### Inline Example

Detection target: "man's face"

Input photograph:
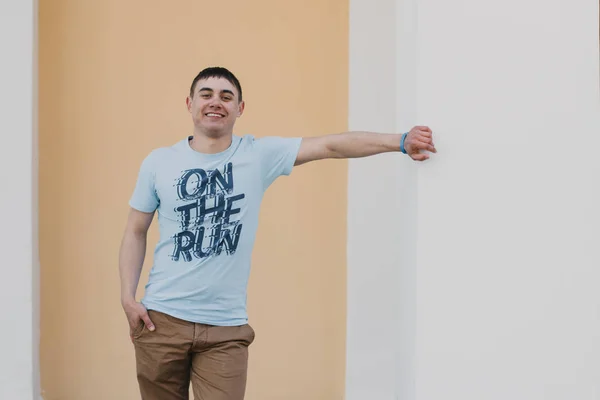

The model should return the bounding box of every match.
[186,77,244,138]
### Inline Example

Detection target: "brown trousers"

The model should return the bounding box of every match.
[132,310,255,400]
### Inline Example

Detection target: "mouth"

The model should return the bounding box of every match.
[205,112,225,118]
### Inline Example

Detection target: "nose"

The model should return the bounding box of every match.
[208,97,223,108]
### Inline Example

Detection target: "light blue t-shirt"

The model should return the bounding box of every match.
[129,134,302,326]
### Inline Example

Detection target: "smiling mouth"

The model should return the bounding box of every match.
[205,113,225,118]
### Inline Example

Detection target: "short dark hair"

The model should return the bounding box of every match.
[189,67,243,102]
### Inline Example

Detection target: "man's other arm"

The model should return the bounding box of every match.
[119,208,156,337]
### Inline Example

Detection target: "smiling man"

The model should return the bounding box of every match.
[119,66,436,400]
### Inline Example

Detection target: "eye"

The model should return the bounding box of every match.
[222,96,232,101]
[201,94,211,99]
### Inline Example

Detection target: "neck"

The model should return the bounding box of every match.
[189,130,232,154]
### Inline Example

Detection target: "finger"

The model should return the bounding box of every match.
[411,140,436,153]
[425,142,437,153]
[415,130,432,138]
[408,135,432,145]
[141,312,155,331]
[411,153,429,161]
[413,136,433,145]
[416,126,432,133]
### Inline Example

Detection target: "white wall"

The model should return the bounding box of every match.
[347,0,419,398]
[347,0,600,399]
[0,0,40,399]
[414,0,600,399]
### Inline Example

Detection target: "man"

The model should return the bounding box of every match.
[119,66,436,400]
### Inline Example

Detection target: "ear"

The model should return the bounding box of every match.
[186,96,192,113]
[237,101,245,118]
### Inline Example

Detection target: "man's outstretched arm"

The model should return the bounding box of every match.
[294,126,436,166]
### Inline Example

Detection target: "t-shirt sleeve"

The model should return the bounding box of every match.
[129,152,160,213]
[255,136,303,189]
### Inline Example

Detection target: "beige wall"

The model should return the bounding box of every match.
[39,1,348,399]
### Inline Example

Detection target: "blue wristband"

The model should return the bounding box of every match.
[400,132,408,154]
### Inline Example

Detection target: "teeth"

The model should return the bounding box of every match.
[206,113,223,117]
